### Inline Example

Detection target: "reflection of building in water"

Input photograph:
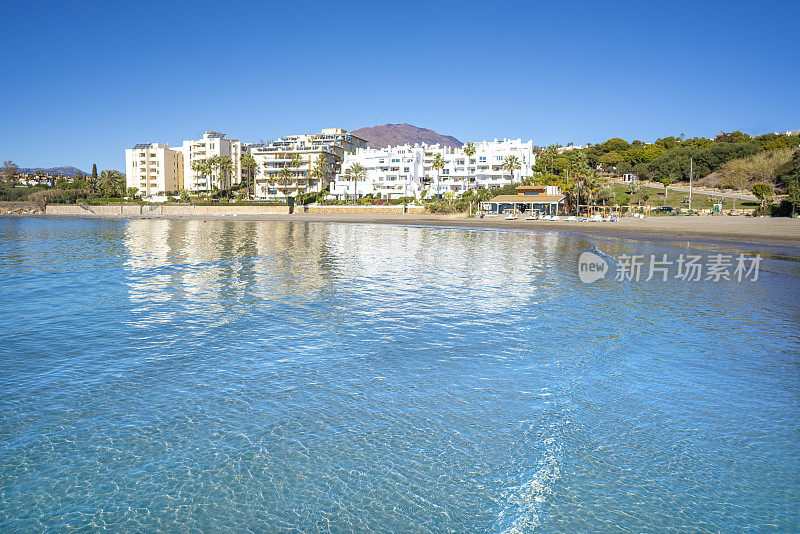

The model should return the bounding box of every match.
[123,220,336,323]
[251,221,334,297]
[321,224,572,314]
[123,219,184,329]
[122,220,580,325]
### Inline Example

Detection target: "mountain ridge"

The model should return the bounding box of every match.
[350,123,462,149]
[18,166,88,177]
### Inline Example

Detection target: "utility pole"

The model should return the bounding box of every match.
[688,157,693,214]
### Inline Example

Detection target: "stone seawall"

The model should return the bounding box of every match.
[45,204,291,216]
[301,205,428,215]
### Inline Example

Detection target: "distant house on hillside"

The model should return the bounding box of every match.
[621,173,638,183]
[557,144,589,154]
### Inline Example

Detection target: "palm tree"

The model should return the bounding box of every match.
[287,153,304,195]
[432,153,445,198]
[278,167,293,198]
[463,142,476,188]
[345,162,366,204]
[309,154,327,199]
[241,154,257,200]
[191,159,211,198]
[206,155,222,197]
[217,156,232,197]
[502,155,521,183]
[570,152,588,216]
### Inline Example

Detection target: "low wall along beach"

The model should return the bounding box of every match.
[45,204,292,216]
[44,203,427,217]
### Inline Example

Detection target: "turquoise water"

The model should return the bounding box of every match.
[1,217,798,532]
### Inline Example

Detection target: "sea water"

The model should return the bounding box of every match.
[1,217,798,532]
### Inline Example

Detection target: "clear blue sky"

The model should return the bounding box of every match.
[2,0,798,172]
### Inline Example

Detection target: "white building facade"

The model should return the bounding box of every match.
[125,143,184,197]
[181,132,245,193]
[252,128,367,200]
[329,144,425,200]
[331,138,535,200]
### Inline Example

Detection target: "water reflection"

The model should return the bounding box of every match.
[2,217,800,532]
[121,221,590,323]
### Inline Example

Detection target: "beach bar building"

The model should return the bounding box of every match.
[480,185,565,216]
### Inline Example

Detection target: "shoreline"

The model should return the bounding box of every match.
[7,211,799,249]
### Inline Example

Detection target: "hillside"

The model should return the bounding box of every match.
[18,166,88,177]
[351,123,462,148]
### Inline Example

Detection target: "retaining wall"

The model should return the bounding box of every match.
[302,205,428,215]
[45,204,291,216]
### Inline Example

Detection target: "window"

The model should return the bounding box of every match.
[479,156,486,163]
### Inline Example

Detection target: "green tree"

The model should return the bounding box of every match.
[432,153,445,197]
[786,177,800,217]
[599,151,622,170]
[91,164,98,182]
[662,177,672,206]
[100,169,124,197]
[502,155,521,183]
[463,142,476,187]
[217,156,232,196]
[205,156,221,194]
[715,131,751,144]
[288,153,304,194]
[345,162,366,203]
[656,136,680,150]
[570,152,588,215]
[622,144,666,165]
[191,159,211,197]
[778,151,800,216]
[278,166,293,198]
[240,154,257,200]
[751,183,773,208]
[599,137,630,154]
[2,160,19,184]
[126,186,139,199]
[552,157,569,175]
[309,154,327,191]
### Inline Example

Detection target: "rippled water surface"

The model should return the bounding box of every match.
[1,217,799,532]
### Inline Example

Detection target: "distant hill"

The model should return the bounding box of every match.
[351,123,463,149]
[18,166,88,177]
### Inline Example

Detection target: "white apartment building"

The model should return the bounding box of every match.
[252,128,367,200]
[125,143,184,197]
[329,144,426,200]
[331,138,535,200]
[181,132,245,193]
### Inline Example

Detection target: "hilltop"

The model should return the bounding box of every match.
[18,166,88,177]
[351,124,462,149]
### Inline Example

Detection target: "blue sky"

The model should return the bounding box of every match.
[2,0,798,172]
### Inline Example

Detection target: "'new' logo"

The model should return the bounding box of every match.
[578,251,609,283]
